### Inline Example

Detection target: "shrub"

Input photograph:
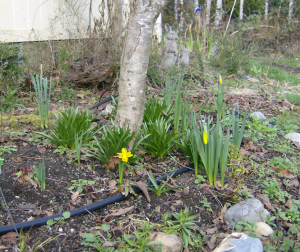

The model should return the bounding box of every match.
[0,43,24,91]
[210,34,251,74]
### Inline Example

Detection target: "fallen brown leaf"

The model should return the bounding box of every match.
[11,157,23,163]
[285,199,295,209]
[256,194,273,210]
[71,191,80,202]
[269,167,296,179]
[136,149,146,155]
[136,181,151,202]
[37,145,46,154]
[20,175,38,189]
[108,156,119,170]
[108,206,134,217]
[206,226,218,235]
[76,93,85,99]
[1,232,18,245]
[207,233,217,250]
[108,180,117,190]
[287,179,300,187]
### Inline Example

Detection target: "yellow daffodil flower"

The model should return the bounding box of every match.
[219,75,222,85]
[117,148,133,163]
[203,125,208,145]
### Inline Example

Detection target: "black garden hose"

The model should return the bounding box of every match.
[0,166,192,235]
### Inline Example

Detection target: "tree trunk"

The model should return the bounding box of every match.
[175,0,178,21]
[206,0,212,26]
[107,0,124,42]
[115,0,168,132]
[215,0,222,27]
[154,13,163,43]
[194,0,199,10]
[239,0,244,20]
[179,0,184,27]
[288,0,293,25]
[265,0,268,20]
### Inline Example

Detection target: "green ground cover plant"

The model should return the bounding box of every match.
[141,117,182,159]
[90,123,146,166]
[147,170,184,196]
[38,107,100,149]
[162,208,199,249]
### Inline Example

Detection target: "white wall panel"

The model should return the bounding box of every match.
[0,0,130,42]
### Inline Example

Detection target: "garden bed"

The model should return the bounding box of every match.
[0,81,300,251]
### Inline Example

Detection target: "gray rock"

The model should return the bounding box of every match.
[241,75,248,80]
[254,222,274,237]
[213,233,263,252]
[224,198,270,228]
[250,111,266,120]
[284,132,300,144]
[149,232,183,252]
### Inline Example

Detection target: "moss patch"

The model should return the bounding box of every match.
[0,112,56,131]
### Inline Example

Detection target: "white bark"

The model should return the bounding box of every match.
[239,0,244,20]
[215,0,222,27]
[278,0,282,17]
[115,0,167,132]
[175,0,178,21]
[194,0,199,9]
[224,0,237,36]
[289,0,294,25]
[265,0,268,20]
[154,13,162,43]
[179,0,184,27]
[206,0,212,26]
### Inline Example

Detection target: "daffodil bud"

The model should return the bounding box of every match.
[203,125,208,145]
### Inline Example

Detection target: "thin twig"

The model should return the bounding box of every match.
[207,188,223,208]
[0,188,19,236]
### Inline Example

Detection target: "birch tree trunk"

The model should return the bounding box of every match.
[107,0,124,42]
[175,0,178,21]
[215,0,222,27]
[206,0,212,26]
[239,0,244,20]
[154,13,162,43]
[194,0,199,10]
[115,0,168,132]
[288,0,294,25]
[265,0,269,20]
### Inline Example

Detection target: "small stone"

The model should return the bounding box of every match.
[70,228,75,233]
[284,133,300,144]
[241,75,248,80]
[58,228,63,232]
[250,112,266,120]
[150,232,183,252]
[224,198,269,228]
[254,222,273,237]
[147,204,151,208]
[15,196,20,199]
[213,233,263,252]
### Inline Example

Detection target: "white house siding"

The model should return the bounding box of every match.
[0,0,130,43]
